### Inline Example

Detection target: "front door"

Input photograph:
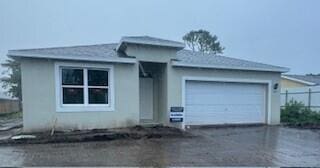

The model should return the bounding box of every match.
[140,77,154,120]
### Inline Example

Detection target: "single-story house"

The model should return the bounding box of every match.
[8,36,289,132]
[281,74,320,88]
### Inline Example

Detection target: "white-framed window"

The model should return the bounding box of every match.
[55,62,114,112]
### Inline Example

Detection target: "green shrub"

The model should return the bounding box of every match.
[281,100,320,126]
[0,111,22,120]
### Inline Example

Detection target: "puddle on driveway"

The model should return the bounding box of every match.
[0,126,319,167]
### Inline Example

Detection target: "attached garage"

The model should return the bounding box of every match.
[11,35,288,132]
[184,79,269,126]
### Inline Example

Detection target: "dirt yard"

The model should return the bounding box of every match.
[0,125,319,167]
[0,112,22,141]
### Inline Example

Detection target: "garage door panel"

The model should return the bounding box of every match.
[186,95,264,105]
[187,82,265,93]
[185,81,266,125]
[186,113,263,125]
[186,105,263,119]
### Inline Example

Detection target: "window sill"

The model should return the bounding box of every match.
[56,105,114,113]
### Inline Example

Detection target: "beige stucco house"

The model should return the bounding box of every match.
[281,75,320,88]
[8,36,289,132]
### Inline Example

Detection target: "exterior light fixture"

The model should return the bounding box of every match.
[273,83,279,90]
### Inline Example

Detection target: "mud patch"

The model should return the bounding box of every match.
[0,125,193,145]
[282,123,320,129]
[283,124,320,130]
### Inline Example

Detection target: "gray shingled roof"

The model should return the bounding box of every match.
[283,75,320,85]
[8,37,289,72]
[117,36,185,50]
[174,50,288,72]
[8,43,136,63]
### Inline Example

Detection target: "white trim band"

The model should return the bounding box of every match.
[8,51,136,64]
[172,61,289,73]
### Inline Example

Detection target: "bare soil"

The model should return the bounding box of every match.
[282,123,320,129]
[0,125,193,145]
[0,112,22,141]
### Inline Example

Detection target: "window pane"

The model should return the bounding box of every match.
[89,88,108,104]
[88,70,108,86]
[63,88,84,104]
[62,69,83,85]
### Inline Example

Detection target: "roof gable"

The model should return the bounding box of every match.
[116,36,185,51]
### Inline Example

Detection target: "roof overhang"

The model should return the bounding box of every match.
[172,61,290,73]
[7,51,136,64]
[116,37,185,51]
[281,75,316,85]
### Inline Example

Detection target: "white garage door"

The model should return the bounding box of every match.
[185,81,267,125]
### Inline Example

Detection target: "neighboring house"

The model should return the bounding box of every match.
[0,92,19,114]
[281,75,320,88]
[8,36,289,132]
[281,75,320,110]
[281,86,320,111]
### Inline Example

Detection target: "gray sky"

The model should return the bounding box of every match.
[0,0,319,74]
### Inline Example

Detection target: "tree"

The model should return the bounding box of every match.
[1,59,22,109]
[183,29,225,54]
[306,73,320,76]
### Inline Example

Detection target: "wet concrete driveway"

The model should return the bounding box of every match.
[0,126,320,166]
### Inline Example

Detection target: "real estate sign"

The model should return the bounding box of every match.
[170,107,184,122]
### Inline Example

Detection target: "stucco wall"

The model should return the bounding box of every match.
[21,58,139,132]
[125,45,176,124]
[166,65,282,127]
[158,64,168,125]
[125,44,177,63]
[281,78,307,88]
[19,48,283,131]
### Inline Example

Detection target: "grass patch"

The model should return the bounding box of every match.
[281,100,320,127]
[0,111,22,120]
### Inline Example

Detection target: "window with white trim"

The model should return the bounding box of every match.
[55,63,114,112]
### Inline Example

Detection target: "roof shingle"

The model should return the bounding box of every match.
[174,50,289,72]
[8,36,289,73]
[8,43,136,63]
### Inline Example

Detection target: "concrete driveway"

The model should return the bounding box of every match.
[0,126,319,166]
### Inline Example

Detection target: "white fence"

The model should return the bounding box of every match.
[281,86,320,111]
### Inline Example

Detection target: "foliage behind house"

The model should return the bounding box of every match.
[281,100,320,126]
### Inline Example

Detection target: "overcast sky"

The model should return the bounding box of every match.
[0,0,319,74]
